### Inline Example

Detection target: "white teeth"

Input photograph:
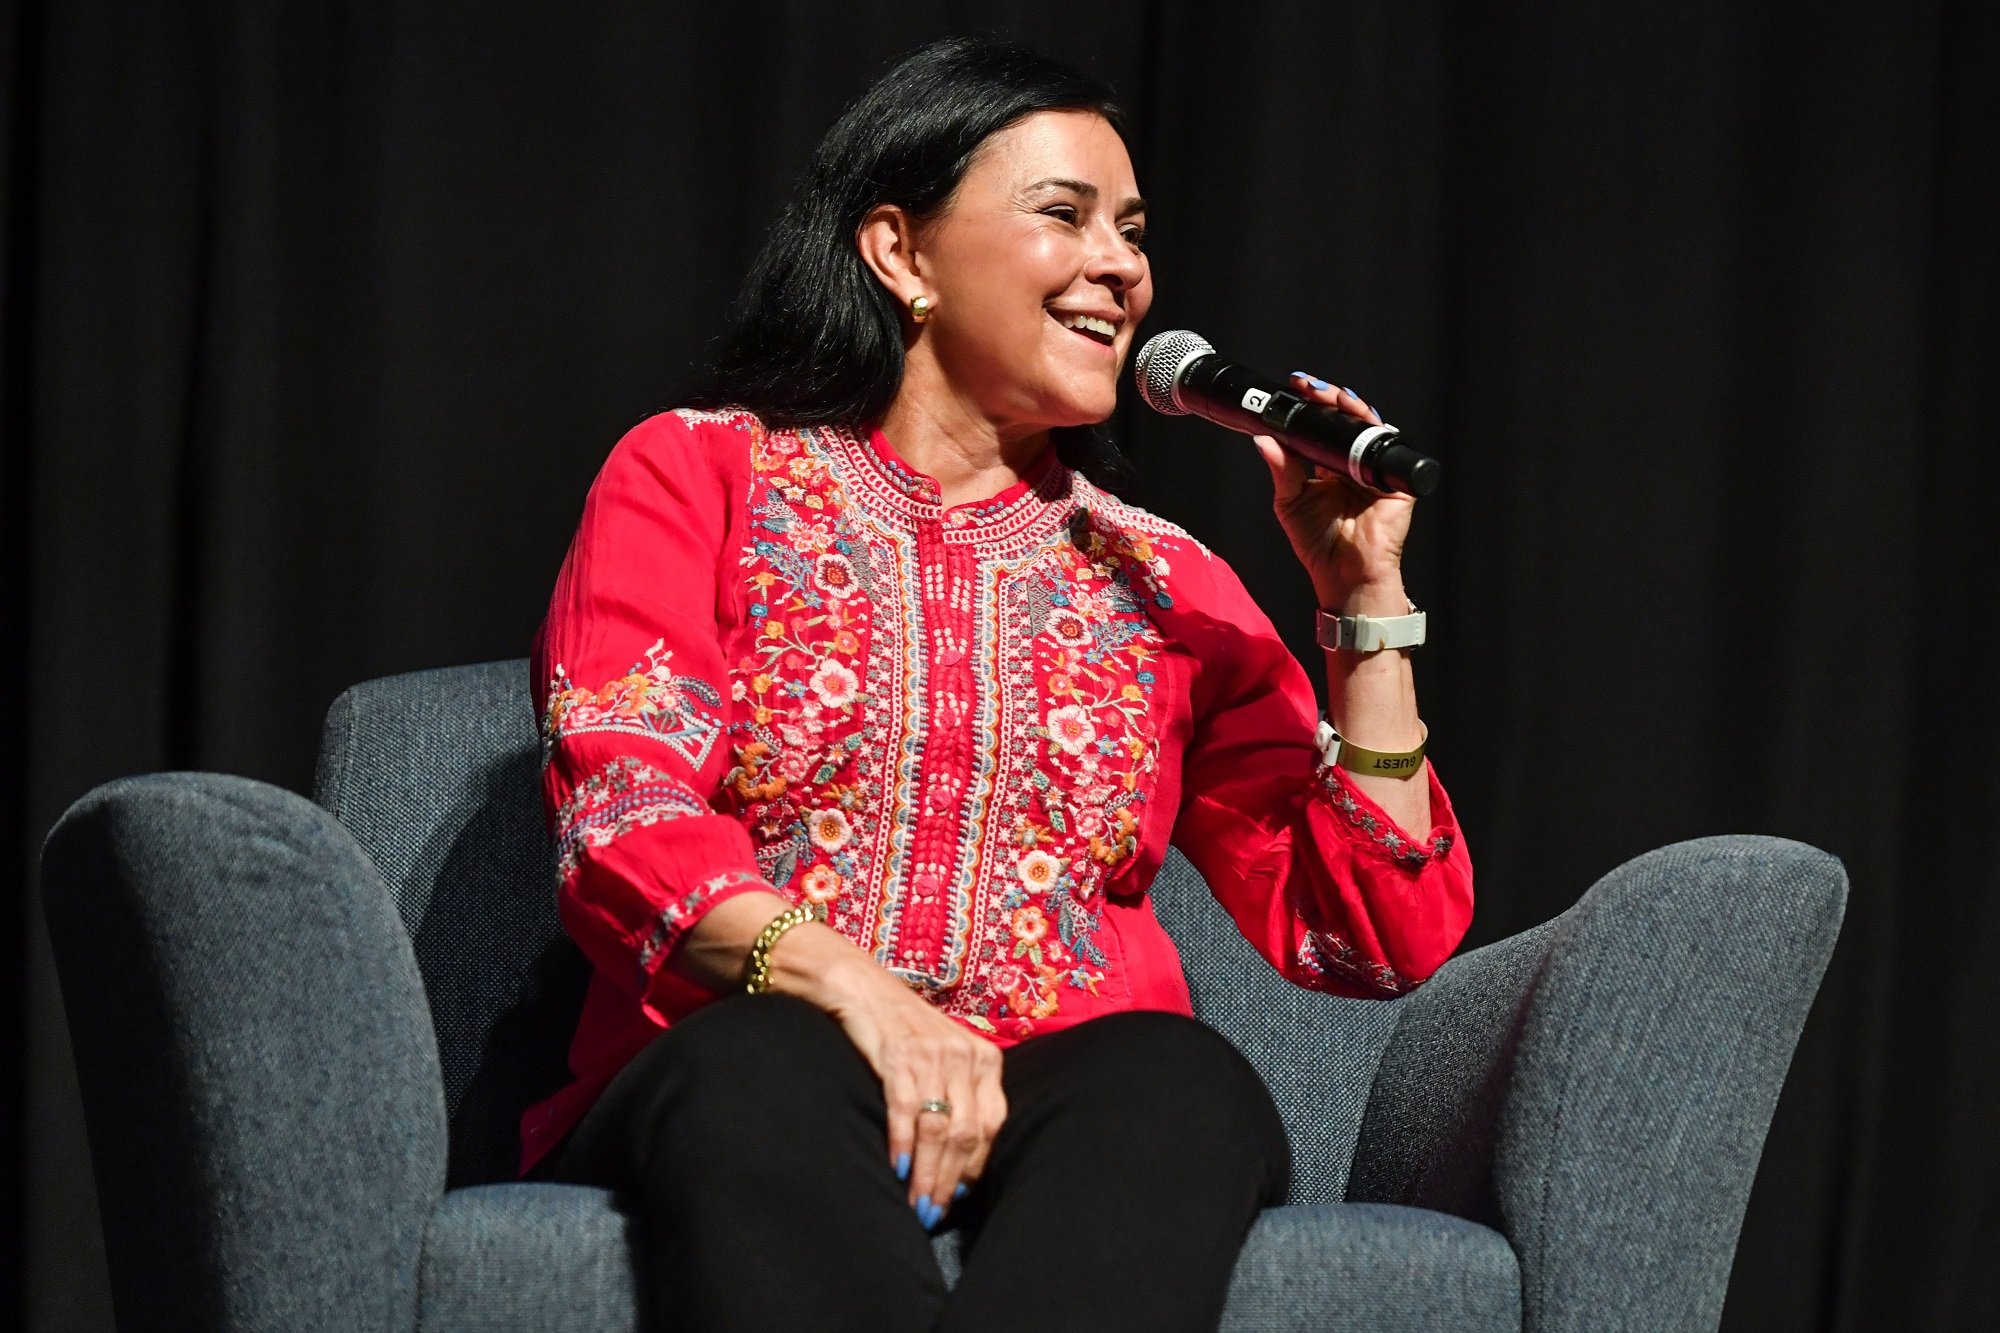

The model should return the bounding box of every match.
[1057,313,1117,339]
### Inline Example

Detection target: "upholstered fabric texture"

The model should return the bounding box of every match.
[1348,836,1846,1332]
[315,659,583,1187]
[418,1185,645,1331]
[41,774,448,1331]
[415,1187,1521,1333]
[1150,854,1402,1203]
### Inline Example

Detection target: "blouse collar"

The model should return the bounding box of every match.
[862,424,1062,509]
[816,423,1077,553]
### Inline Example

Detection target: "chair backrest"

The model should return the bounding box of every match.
[315,661,1398,1198]
[315,660,580,1187]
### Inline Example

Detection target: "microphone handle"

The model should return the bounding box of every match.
[1182,354,1441,497]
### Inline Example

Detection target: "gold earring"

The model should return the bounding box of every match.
[910,295,933,324]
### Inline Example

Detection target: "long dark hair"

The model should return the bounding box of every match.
[682,36,1139,496]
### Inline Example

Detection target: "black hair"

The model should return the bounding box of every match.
[682,36,1139,496]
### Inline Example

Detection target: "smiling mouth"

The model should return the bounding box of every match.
[1051,312,1119,347]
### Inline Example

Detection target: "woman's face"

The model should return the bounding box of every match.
[910,109,1152,435]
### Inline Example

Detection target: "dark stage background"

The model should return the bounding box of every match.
[4,2,1995,1328]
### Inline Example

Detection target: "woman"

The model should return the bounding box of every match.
[526,36,1472,1333]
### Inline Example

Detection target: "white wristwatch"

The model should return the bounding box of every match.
[1315,601,1426,653]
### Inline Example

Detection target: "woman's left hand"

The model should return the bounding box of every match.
[1252,374,1414,610]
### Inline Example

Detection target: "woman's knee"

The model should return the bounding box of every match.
[623,993,878,1121]
[1067,1011,1288,1144]
[668,991,843,1062]
[1073,1010,1260,1082]
[544,994,870,1187]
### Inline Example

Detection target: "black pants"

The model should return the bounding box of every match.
[539,992,1292,1332]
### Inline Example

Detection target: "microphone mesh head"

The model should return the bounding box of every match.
[1133,329,1213,416]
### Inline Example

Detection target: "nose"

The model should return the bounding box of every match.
[1084,219,1146,292]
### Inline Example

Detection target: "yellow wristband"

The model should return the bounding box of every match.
[1315,718,1429,779]
[743,901,824,995]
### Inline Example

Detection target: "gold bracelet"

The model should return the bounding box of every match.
[743,901,824,995]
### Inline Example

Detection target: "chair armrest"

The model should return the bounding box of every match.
[40,773,448,1332]
[1346,834,1846,1332]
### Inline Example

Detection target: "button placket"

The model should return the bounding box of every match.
[903,516,977,974]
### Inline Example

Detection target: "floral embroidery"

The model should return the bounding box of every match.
[1045,703,1096,755]
[806,807,853,852]
[969,499,1181,1035]
[717,422,883,932]
[1048,608,1093,647]
[978,900,1100,1027]
[1017,849,1061,891]
[814,553,861,598]
[553,756,711,886]
[800,863,843,908]
[1319,766,1454,868]
[809,659,860,707]
[1296,928,1417,996]
[1072,497,1182,612]
[543,639,725,771]
[702,419,1178,1033]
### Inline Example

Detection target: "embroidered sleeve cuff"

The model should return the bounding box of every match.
[1294,927,1420,997]
[549,754,779,997]
[1313,762,1458,870]
[632,868,777,980]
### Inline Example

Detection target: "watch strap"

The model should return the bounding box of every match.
[1316,602,1426,653]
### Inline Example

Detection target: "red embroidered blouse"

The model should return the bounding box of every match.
[521,407,1474,1175]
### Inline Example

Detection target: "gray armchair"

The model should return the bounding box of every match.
[40,660,1845,1331]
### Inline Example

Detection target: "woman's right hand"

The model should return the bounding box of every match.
[817,956,1009,1228]
[666,891,1008,1229]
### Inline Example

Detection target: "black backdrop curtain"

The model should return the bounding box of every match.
[4,1,1994,1327]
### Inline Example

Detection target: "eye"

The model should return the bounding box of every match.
[1121,224,1148,250]
[1042,204,1081,226]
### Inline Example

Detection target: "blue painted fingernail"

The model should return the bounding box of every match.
[917,1198,940,1228]
[895,1153,910,1181]
[1290,371,1332,391]
[954,1183,968,1200]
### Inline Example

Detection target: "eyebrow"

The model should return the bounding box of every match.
[1025,177,1148,217]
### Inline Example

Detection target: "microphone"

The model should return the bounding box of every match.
[1132,330,1441,497]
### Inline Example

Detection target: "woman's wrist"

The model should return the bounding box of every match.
[1318,577,1425,754]
[1314,576,1409,618]
[765,921,881,1010]
[668,888,887,1012]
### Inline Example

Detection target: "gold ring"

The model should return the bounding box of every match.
[918,1098,952,1116]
